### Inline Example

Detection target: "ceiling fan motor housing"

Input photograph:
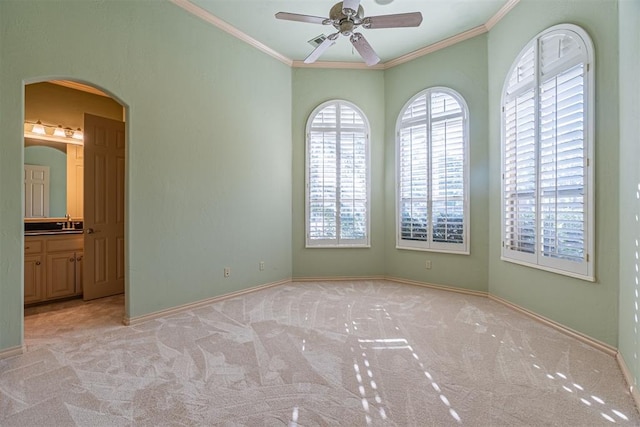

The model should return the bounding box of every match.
[330,2,365,36]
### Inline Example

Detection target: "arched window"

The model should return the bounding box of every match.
[501,24,594,280]
[396,88,469,253]
[306,100,370,247]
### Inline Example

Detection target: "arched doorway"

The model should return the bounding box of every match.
[22,79,128,347]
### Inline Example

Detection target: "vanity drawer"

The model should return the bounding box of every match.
[46,236,83,252]
[24,239,43,254]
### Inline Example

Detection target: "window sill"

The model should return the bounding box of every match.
[306,244,371,249]
[500,256,595,282]
[396,245,469,255]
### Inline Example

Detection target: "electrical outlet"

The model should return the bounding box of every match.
[425,260,432,269]
[259,261,265,271]
[224,267,230,277]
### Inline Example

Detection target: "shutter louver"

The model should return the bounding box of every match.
[507,45,535,93]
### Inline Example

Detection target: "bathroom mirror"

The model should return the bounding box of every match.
[24,138,74,219]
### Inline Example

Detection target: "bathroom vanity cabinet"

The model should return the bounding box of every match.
[24,233,83,304]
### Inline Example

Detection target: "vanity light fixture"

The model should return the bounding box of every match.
[24,120,84,144]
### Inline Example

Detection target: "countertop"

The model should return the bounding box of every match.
[25,230,84,236]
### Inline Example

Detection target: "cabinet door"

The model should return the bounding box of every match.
[75,252,83,294]
[46,251,77,299]
[24,255,44,304]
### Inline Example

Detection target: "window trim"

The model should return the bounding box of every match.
[395,87,470,254]
[305,99,371,248]
[500,23,595,281]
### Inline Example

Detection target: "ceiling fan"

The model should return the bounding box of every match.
[275,0,423,66]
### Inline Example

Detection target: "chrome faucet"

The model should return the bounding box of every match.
[65,214,72,229]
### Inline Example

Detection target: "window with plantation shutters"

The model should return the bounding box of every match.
[501,24,594,280]
[306,100,370,247]
[396,88,469,253]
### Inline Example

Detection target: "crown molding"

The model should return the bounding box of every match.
[382,24,488,69]
[168,0,293,67]
[485,0,520,30]
[169,0,520,71]
[292,60,385,70]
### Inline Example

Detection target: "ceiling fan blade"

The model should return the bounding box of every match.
[363,12,423,29]
[350,33,381,66]
[342,0,361,16]
[275,12,329,25]
[304,34,338,64]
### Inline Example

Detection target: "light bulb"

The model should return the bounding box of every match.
[53,125,66,137]
[32,121,45,135]
[72,128,83,140]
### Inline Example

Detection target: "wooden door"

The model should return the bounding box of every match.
[24,164,50,217]
[83,114,125,300]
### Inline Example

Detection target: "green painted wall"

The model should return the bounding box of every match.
[618,0,640,393]
[488,0,620,345]
[24,146,67,218]
[291,68,386,278]
[0,0,292,351]
[384,35,490,292]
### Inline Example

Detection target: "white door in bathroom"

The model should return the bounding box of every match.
[83,113,125,300]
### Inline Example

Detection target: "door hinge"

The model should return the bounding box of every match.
[586,158,590,167]
[586,254,590,262]
[587,63,590,72]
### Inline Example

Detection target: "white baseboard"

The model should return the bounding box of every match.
[292,275,386,282]
[386,276,488,298]
[616,352,640,412]
[0,345,25,360]
[124,278,292,326]
[489,294,617,357]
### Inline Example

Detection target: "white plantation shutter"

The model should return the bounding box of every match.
[306,101,370,247]
[397,88,469,253]
[501,24,594,280]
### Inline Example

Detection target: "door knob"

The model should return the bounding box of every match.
[85,228,100,234]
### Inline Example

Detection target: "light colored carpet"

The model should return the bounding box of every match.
[1,280,638,426]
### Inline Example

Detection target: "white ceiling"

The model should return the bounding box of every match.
[181,0,514,66]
